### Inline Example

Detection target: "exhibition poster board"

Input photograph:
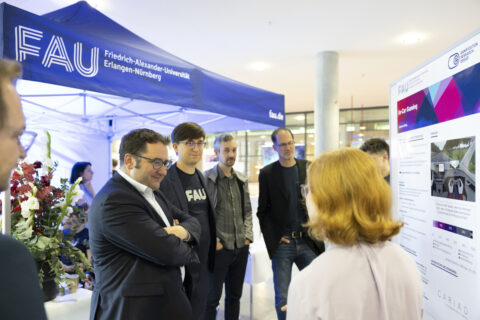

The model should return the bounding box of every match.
[390,30,479,320]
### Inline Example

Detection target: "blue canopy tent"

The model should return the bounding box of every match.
[0,1,284,191]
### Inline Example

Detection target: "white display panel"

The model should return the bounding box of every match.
[390,30,480,320]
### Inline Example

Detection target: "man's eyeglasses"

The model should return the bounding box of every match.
[134,154,172,169]
[178,141,206,149]
[277,140,294,148]
[20,131,37,152]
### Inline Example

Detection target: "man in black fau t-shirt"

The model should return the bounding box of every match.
[160,122,216,320]
[176,168,210,262]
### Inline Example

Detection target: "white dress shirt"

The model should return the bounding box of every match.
[117,169,171,227]
[117,170,186,279]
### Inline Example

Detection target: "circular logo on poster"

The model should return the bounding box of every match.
[448,53,460,69]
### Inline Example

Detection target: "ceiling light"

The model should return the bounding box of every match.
[398,32,426,45]
[295,115,305,121]
[248,61,271,71]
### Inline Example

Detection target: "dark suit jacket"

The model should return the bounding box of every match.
[89,172,201,320]
[0,234,47,320]
[257,159,325,259]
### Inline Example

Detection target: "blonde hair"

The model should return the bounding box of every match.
[306,148,402,245]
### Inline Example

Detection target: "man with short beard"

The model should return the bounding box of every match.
[204,134,253,320]
[0,59,47,319]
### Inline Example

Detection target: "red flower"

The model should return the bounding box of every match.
[41,176,50,187]
[11,171,22,181]
[37,186,54,200]
[20,163,36,182]
[16,184,32,197]
[11,205,21,213]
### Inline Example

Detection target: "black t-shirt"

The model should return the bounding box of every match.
[281,165,307,232]
[176,167,211,258]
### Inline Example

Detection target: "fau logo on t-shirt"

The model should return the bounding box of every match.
[185,188,207,202]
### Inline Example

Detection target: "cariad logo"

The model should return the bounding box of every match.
[269,110,284,120]
[448,53,459,69]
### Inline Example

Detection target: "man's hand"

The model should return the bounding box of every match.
[280,237,290,244]
[164,225,189,241]
[245,239,251,245]
[216,241,223,251]
[281,305,287,312]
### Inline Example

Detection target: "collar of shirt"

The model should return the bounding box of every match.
[217,165,236,180]
[117,169,154,199]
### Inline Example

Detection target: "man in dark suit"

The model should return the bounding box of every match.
[0,59,47,320]
[257,128,324,320]
[160,122,216,320]
[89,128,201,320]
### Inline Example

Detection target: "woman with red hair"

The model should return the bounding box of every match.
[287,148,422,320]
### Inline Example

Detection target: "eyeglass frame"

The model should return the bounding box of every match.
[177,141,206,149]
[133,154,172,169]
[300,184,310,201]
[276,140,295,148]
[19,130,37,152]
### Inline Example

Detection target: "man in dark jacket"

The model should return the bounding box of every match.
[89,129,201,320]
[0,59,47,320]
[257,128,324,320]
[160,122,216,320]
[204,134,253,320]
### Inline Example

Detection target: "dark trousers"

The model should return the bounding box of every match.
[271,237,316,320]
[185,262,212,320]
[205,245,250,320]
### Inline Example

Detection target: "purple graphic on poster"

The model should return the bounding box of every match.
[397,62,480,133]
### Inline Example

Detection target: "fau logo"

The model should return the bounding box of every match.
[15,25,99,77]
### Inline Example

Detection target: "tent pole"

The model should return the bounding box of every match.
[83,91,87,119]
[1,190,11,235]
[244,131,248,178]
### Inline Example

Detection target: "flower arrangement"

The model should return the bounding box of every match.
[9,132,92,295]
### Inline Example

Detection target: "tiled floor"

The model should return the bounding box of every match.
[216,280,277,320]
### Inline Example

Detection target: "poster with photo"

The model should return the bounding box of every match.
[390,30,480,320]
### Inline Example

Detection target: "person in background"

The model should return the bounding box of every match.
[204,134,253,320]
[360,138,390,183]
[286,148,422,320]
[257,128,323,320]
[0,59,47,319]
[70,161,96,208]
[111,158,118,176]
[160,122,216,320]
[61,212,94,289]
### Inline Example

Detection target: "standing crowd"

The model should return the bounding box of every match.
[0,58,422,320]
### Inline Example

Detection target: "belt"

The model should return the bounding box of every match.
[284,231,304,239]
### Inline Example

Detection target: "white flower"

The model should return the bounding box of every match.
[66,206,73,215]
[28,182,38,195]
[55,200,66,208]
[71,184,84,203]
[40,158,53,176]
[20,195,39,218]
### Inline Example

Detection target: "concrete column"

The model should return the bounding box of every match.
[314,51,339,157]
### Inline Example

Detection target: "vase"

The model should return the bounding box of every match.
[38,262,59,302]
